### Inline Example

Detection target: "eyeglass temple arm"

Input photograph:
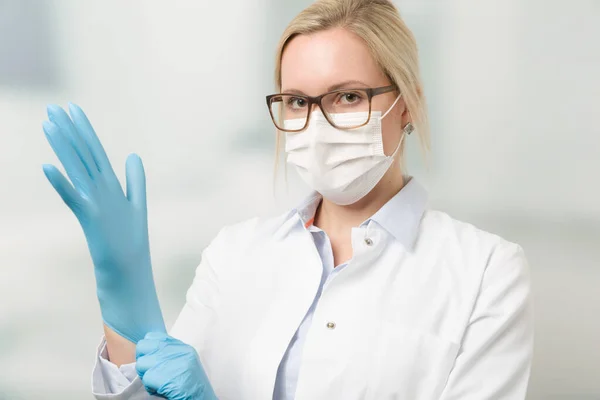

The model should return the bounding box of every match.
[370,85,398,97]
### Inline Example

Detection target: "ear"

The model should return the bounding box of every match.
[401,105,412,128]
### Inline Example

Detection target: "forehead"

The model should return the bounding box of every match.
[280,27,388,95]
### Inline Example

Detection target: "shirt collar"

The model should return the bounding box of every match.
[295,191,322,229]
[367,177,428,250]
[293,176,428,250]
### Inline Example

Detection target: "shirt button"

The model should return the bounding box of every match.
[364,238,374,246]
[326,322,336,330]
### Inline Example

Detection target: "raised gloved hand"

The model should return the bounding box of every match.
[136,332,218,400]
[42,103,165,343]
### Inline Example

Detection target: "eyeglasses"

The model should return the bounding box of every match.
[266,85,397,132]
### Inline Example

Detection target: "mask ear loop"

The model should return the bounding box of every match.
[389,131,406,159]
[380,93,403,120]
[381,95,412,159]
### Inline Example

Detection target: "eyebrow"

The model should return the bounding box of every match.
[282,80,370,95]
[327,80,370,92]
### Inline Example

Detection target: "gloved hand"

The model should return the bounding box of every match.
[42,103,165,343]
[136,332,218,400]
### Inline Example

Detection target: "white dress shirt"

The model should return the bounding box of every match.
[92,177,533,399]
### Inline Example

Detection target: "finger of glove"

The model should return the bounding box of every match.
[47,104,98,180]
[42,164,86,214]
[140,364,173,397]
[68,103,120,184]
[146,358,206,399]
[136,336,164,359]
[126,153,147,211]
[43,120,93,195]
[136,352,160,378]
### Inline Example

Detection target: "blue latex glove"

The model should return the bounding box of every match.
[136,332,218,399]
[42,103,165,343]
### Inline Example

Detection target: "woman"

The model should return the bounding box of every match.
[42,0,533,399]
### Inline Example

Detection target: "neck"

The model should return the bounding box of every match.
[314,169,405,237]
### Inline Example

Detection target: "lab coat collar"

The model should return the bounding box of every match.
[291,176,428,251]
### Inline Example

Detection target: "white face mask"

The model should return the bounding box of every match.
[284,95,405,205]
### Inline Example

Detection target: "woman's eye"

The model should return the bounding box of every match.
[287,97,307,109]
[338,92,362,104]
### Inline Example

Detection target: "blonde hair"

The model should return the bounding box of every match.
[273,0,430,167]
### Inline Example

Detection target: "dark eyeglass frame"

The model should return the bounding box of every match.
[266,84,398,132]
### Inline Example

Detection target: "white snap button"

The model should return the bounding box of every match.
[364,238,373,246]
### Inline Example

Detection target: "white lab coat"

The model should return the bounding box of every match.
[92,206,533,399]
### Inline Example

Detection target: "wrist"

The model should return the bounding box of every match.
[97,282,166,343]
[103,324,136,366]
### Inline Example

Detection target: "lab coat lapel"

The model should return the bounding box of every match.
[241,214,323,399]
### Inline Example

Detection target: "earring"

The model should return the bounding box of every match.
[403,122,414,135]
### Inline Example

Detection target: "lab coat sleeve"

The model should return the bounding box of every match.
[439,243,534,399]
[91,338,160,399]
[90,225,230,399]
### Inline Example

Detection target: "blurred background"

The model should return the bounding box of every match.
[0,0,598,398]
